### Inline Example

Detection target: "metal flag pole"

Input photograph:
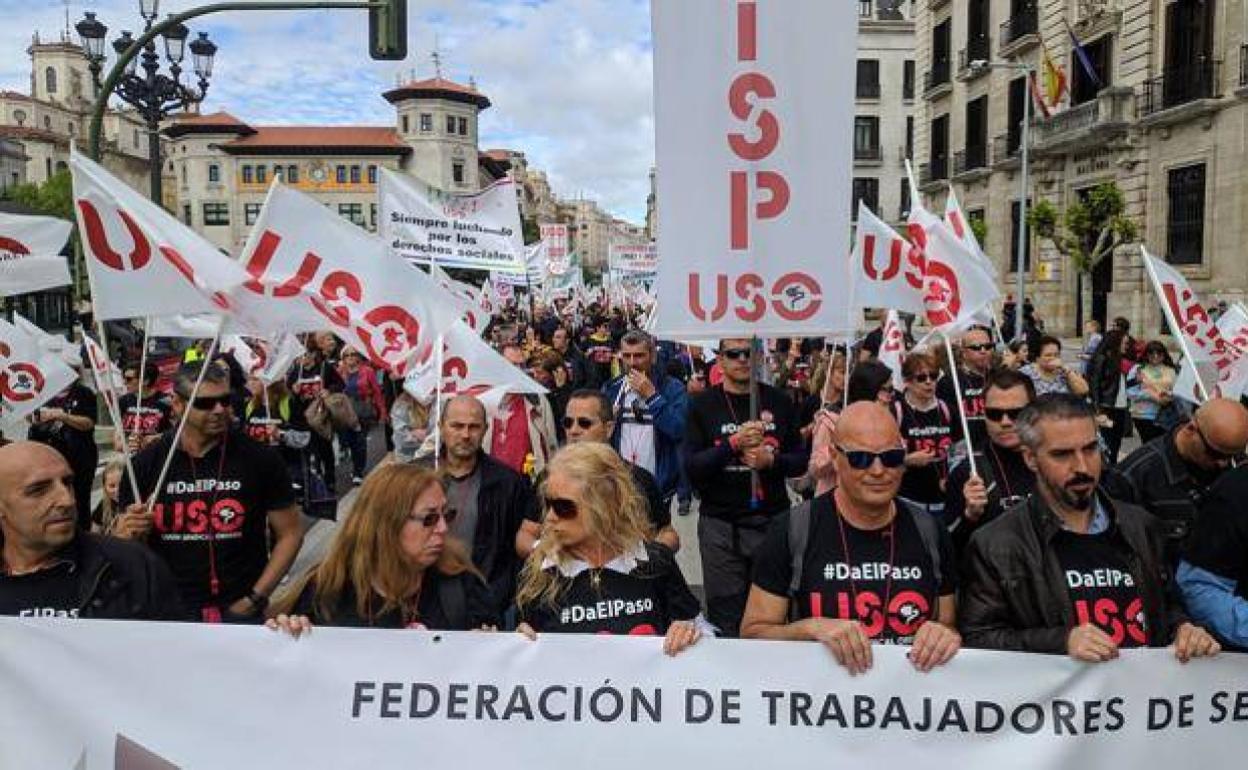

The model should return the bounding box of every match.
[942,331,978,479]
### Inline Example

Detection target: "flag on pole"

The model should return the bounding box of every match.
[403,320,547,401]
[850,201,925,315]
[1040,37,1068,110]
[1029,72,1052,120]
[878,309,906,390]
[1065,18,1102,91]
[944,185,998,278]
[0,317,77,423]
[0,212,73,297]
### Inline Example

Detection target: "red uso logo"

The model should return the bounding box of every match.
[688,272,822,323]
[0,236,31,257]
[923,260,962,328]
[0,341,47,404]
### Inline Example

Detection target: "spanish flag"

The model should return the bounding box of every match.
[1040,37,1068,110]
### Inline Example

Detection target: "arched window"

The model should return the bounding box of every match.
[45,67,57,94]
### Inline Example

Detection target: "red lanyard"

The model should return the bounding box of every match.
[834,492,897,625]
[187,435,230,599]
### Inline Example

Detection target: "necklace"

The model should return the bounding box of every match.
[833,491,897,628]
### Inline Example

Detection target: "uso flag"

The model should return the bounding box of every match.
[0,316,77,423]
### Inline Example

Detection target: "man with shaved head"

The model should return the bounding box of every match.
[741,402,962,675]
[0,442,184,620]
[1103,397,1248,568]
[433,394,536,617]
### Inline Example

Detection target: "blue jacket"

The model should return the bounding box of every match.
[603,368,687,498]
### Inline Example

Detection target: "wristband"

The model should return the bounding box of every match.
[247,591,270,612]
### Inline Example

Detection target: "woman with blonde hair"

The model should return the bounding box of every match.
[267,463,497,634]
[92,457,126,533]
[516,443,709,655]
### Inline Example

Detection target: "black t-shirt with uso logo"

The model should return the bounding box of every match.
[519,543,701,636]
[117,392,173,440]
[1053,530,1148,649]
[753,495,956,645]
[119,429,295,611]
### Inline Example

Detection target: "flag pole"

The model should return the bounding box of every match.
[131,318,150,448]
[943,331,979,479]
[84,338,142,504]
[433,334,444,472]
[144,316,226,514]
[749,334,762,510]
[1141,246,1211,402]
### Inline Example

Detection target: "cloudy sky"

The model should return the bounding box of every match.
[0,0,655,221]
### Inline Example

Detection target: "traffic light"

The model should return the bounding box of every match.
[369,0,407,61]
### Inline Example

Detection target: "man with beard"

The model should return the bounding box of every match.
[937,325,994,446]
[945,368,1037,556]
[959,394,1221,662]
[114,362,304,624]
[436,395,536,616]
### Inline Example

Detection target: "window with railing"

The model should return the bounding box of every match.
[926,20,953,93]
[1000,1,1038,47]
[1139,63,1218,116]
[854,116,881,161]
[1167,163,1206,266]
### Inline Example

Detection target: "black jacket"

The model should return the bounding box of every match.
[959,493,1187,653]
[1087,349,1124,409]
[1101,428,1219,568]
[0,534,187,621]
[470,452,537,615]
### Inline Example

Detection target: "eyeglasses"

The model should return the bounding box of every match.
[720,348,752,361]
[1193,421,1243,463]
[545,496,579,520]
[411,509,459,528]
[985,406,1026,423]
[123,373,139,381]
[835,445,907,470]
[908,372,937,384]
[964,343,994,353]
[561,416,599,430]
[186,394,232,411]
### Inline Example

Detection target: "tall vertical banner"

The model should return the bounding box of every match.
[651,0,856,337]
[541,224,571,276]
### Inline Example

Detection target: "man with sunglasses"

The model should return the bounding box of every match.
[945,368,1037,556]
[685,338,808,637]
[742,402,961,674]
[937,326,995,446]
[114,362,304,624]
[960,395,1221,663]
[115,361,172,454]
[1102,398,1248,569]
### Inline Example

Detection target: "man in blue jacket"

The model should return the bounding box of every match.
[602,330,688,511]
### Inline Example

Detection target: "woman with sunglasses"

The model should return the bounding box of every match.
[267,464,497,634]
[515,443,709,655]
[1126,341,1178,443]
[893,352,955,518]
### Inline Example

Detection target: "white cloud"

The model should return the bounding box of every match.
[0,0,656,221]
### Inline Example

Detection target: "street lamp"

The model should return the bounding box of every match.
[972,58,1032,343]
[76,1,217,204]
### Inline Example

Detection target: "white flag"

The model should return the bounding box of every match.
[71,149,250,321]
[220,336,259,374]
[82,336,125,424]
[429,265,489,333]
[13,314,73,358]
[379,169,525,273]
[0,317,77,423]
[147,313,223,339]
[944,185,999,278]
[404,321,547,401]
[252,332,305,385]
[878,310,906,390]
[234,183,464,377]
[850,202,925,314]
[0,212,73,296]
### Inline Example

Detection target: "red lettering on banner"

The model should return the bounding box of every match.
[314,270,364,328]
[243,231,321,298]
[863,234,903,281]
[689,273,730,322]
[904,223,928,290]
[0,236,30,256]
[948,211,966,239]
[734,273,766,322]
[727,74,780,161]
[736,1,756,61]
[690,272,821,324]
[771,273,822,321]
[77,200,152,271]
[924,260,962,327]
[158,246,231,310]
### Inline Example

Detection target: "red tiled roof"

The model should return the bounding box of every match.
[222,126,409,154]
[171,111,249,127]
[383,77,491,109]
[163,111,255,138]
[483,149,512,162]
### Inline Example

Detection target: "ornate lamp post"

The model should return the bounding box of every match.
[75,1,217,204]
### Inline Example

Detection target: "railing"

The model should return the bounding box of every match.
[925,156,949,183]
[857,81,882,99]
[1138,62,1219,117]
[1000,6,1039,48]
[855,145,884,162]
[860,0,912,19]
[954,144,989,175]
[958,35,992,75]
[1033,99,1100,143]
[993,133,1021,164]
[924,61,952,95]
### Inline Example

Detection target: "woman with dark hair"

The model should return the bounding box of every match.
[894,351,955,516]
[267,463,497,633]
[1087,329,1132,463]
[1128,341,1179,442]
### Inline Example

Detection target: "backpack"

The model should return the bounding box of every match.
[785,497,944,619]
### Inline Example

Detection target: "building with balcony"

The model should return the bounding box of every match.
[851,0,919,228]
[915,0,1248,335]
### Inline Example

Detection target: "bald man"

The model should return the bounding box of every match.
[741,402,961,675]
[0,442,184,620]
[1103,397,1248,568]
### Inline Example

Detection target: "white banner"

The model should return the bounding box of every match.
[379,170,525,274]
[235,183,464,377]
[147,313,223,339]
[0,211,73,296]
[2,619,1247,769]
[610,241,658,275]
[540,224,570,276]
[0,317,76,422]
[404,320,547,400]
[651,0,856,337]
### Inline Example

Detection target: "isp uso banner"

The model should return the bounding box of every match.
[3,619,1247,769]
[651,0,856,338]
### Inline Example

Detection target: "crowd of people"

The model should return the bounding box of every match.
[2,299,1246,675]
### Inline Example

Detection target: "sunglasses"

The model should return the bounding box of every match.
[720,348,752,361]
[985,406,1026,423]
[545,496,579,520]
[835,445,907,470]
[1194,421,1243,462]
[964,343,994,353]
[186,394,233,411]
[908,372,937,384]
[561,416,599,430]
[411,509,459,528]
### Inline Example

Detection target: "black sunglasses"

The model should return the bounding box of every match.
[1194,421,1243,463]
[545,496,579,520]
[561,416,599,430]
[720,348,752,361]
[964,343,994,353]
[187,394,233,411]
[985,406,1026,423]
[835,445,907,470]
[412,509,458,528]
[908,372,937,384]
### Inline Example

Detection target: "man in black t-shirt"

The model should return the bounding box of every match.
[27,365,97,532]
[685,338,809,638]
[115,361,173,454]
[742,402,961,674]
[937,325,994,447]
[0,442,184,620]
[114,362,304,623]
[959,394,1220,663]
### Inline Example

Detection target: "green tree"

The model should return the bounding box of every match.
[968,216,988,249]
[1028,182,1138,275]
[522,216,541,245]
[6,169,74,220]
